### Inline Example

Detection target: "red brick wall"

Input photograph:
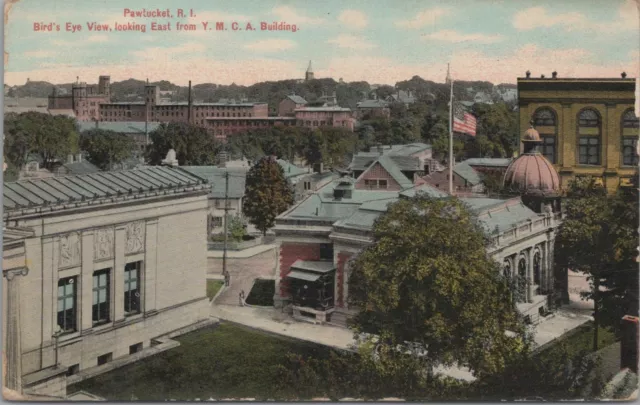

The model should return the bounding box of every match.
[336,252,353,308]
[279,242,321,297]
[356,162,402,191]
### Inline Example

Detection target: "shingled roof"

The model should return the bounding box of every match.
[3,166,209,217]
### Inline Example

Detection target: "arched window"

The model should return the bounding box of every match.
[533,251,541,294]
[532,108,558,163]
[621,109,639,166]
[503,260,512,279]
[517,258,527,303]
[577,109,601,165]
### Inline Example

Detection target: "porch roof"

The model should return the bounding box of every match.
[287,270,322,282]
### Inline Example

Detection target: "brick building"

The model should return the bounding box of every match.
[294,106,356,131]
[272,136,565,327]
[517,74,638,192]
[278,95,308,117]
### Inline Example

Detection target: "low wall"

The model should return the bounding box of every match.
[208,235,276,251]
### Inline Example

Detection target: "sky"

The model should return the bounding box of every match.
[4,0,639,86]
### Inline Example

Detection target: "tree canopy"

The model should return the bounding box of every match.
[347,195,528,378]
[555,175,639,338]
[146,122,222,165]
[4,111,79,170]
[79,129,136,170]
[242,157,294,235]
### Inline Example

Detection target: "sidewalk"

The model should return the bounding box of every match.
[207,244,276,259]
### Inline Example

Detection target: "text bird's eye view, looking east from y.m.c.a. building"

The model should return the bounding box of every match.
[2,0,640,401]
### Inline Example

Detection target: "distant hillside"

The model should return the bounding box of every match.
[7,75,511,113]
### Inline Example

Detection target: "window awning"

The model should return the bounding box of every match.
[290,260,336,274]
[287,270,322,282]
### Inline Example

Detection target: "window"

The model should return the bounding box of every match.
[129,342,143,355]
[577,109,601,165]
[532,108,556,126]
[541,136,556,164]
[319,243,333,261]
[92,269,110,325]
[579,137,600,165]
[622,137,638,166]
[124,262,142,315]
[57,277,77,333]
[67,364,80,376]
[578,109,599,127]
[622,110,639,166]
[97,353,112,366]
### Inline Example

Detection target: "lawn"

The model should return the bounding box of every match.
[537,321,617,359]
[206,280,224,300]
[67,323,336,401]
[245,279,275,306]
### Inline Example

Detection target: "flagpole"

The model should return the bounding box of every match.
[449,72,454,196]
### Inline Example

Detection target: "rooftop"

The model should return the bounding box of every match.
[3,166,209,218]
[181,166,247,199]
[286,95,308,104]
[277,159,309,178]
[295,107,352,112]
[77,121,162,133]
[453,162,483,185]
[62,160,101,175]
[464,158,513,167]
[356,100,390,108]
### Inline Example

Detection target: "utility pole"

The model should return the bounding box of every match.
[222,170,230,276]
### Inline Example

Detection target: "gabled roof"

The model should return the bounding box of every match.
[359,156,414,189]
[453,162,483,185]
[399,183,449,199]
[3,166,209,216]
[181,166,247,199]
[62,160,100,175]
[286,95,308,104]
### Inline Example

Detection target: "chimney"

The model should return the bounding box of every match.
[620,315,639,373]
[525,70,531,78]
[377,144,384,155]
[552,71,557,79]
[76,153,82,162]
[67,154,74,164]
[187,80,192,123]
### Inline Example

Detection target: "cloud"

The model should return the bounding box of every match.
[337,10,368,29]
[87,34,109,43]
[23,50,56,59]
[422,30,504,44]
[327,34,377,50]
[271,6,325,25]
[513,1,637,33]
[396,8,450,29]
[244,39,296,52]
[130,42,207,60]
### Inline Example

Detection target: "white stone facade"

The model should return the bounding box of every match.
[3,170,211,397]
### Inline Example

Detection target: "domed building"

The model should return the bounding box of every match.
[503,123,562,214]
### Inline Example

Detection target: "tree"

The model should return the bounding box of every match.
[146,122,222,165]
[226,214,247,242]
[556,175,639,343]
[242,157,294,235]
[79,129,136,170]
[4,112,79,170]
[347,195,528,378]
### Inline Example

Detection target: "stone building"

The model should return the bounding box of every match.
[517,74,637,192]
[2,165,211,397]
[272,133,564,327]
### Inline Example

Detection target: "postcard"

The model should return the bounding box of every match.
[2,0,639,401]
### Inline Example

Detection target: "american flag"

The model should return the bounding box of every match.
[453,102,477,136]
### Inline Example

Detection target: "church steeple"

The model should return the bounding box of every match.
[305,60,315,81]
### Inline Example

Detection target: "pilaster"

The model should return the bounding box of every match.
[113,225,126,321]
[80,231,94,332]
[4,267,29,393]
[143,219,158,313]
[40,238,54,352]
[561,103,574,168]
